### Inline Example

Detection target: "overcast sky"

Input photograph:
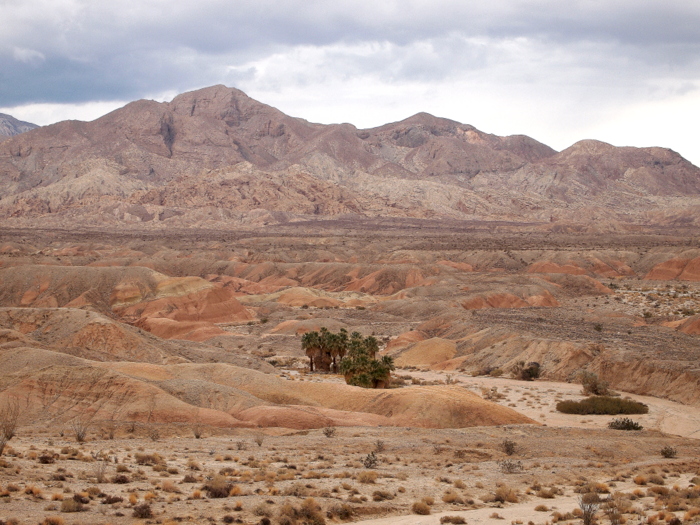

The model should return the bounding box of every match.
[2,0,699,165]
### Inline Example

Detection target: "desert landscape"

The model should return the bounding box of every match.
[1,86,700,525]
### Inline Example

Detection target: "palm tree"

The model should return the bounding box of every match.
[301,331,320,372]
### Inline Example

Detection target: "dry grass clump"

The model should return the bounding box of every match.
[278,498,326,525]
[135,452,164,465]
[59,498,84,513]
[442,491,464,504]
[41,518,65,525]
[133,502,153,518]
[357,471,378,484]
[494,484,519,503]
[440,516,466,524]
[411,501,431,515]
[203,474,235,498]
[372,490,394,501]
[634,474,649,485]
[535,504,549,511]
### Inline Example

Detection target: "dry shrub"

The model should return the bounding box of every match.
[135,452,163,465]
[442,491,463,504]
[254,503,273,517]
[534,504,549,511]
[102,495,123,504]
[357,471,378,484]
[42,518,65,525]
[132,503,153,519]
[453,479,466,489]
[494,485,519,503]
[440,517,466,524]
[537,487,557,498]
[204,475,233,498]
[60,499,84,513]
[412,501,431,515]
[372,490,394,501]
[648,474,665,485]
[633,474,648,485]
[328,503,354,520]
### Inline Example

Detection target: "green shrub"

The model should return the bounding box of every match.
[608,418,643,431]
[556,396,648,415]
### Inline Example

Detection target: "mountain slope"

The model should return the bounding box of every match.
[0,113,38,142]
[0,85,698,229]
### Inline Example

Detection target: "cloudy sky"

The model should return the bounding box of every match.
[2,0,699,164]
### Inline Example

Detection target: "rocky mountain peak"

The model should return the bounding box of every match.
[0,113,39,142]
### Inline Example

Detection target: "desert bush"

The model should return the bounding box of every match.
[578,493,601,525]
[363,451,378,468]
[102,495,123,504]
[510,361,541,381]
[132,503,153,519]
[374,440,385,453]
[442,491,463,504]
[372,490,394,501]
[660,445,677,458]
[112,474,130,484]
[498,459,523,473]
[203,475,233,498]
[440,517,466,524]
[253,503,273,517]
[500,438,517,456]
[60,499,84,513]
[357,471,378,484]
[253,433,265,447]
[322,426,336,438]
[578,371,610,396]
[70,417,91,443]
[135,452,163,465]
[494,485,519,503]
[608,418,643,430]
[92,460,108,483]
[412,501,431,515]
[557,396,648,415]
[0,400,20,456]
[328,503,354,520]
[42,518,65,525]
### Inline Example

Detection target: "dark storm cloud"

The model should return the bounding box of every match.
[2,1,700,105]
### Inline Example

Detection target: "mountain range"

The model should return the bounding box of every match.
[0,113,38,142]
[1,85,699,231]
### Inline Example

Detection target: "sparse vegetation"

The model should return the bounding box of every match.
[0,399,20,456]
[556,396,648,415]
[608,417,643,430]
[660,445,678,458]
[510,361,541,381]
[578,371,610,396]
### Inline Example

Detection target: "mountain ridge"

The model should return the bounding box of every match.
[0,84,698,231]
[0,112,39,142]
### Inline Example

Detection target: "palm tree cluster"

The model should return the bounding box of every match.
[301,328,394,388]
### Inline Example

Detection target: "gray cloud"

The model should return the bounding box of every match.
[2,1,700,106]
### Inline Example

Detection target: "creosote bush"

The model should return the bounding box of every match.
[556,396,648,415]
[608,418,643,430]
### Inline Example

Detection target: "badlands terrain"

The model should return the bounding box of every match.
[1,226,700,525]
[0,85,700,524]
